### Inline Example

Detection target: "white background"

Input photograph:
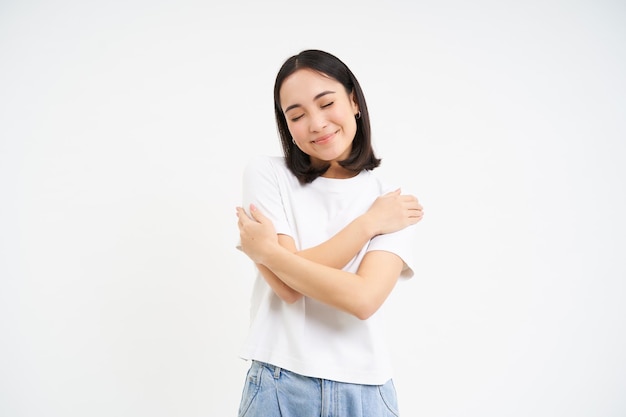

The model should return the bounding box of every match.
[1,1,625,416]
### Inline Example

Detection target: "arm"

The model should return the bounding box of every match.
[297,188,422,268]
[252,189,423,303]
[237,205,412,319]
[253,235,299,303]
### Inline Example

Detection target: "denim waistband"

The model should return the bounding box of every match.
[252,360,282,379]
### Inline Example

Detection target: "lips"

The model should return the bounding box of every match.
[312,131,336,144]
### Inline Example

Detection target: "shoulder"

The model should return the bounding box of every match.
[242,155,304,196]
[245,155,287,173]
[243,155,290,179]
[367,168,419,197]
[359,169,402,195]
[244,154,286,172]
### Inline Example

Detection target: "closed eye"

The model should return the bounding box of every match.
[321,102,334,108]
[291,114,304,122]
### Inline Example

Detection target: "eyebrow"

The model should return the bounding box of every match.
[283,90,336,113]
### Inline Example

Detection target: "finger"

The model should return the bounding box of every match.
[236,207,253,224]
[399,195,419,203]
[384,188,401,197]
[403,200,422,211]
[408,207,424,218]
[249,204,267,222]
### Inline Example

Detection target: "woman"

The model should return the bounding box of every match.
[236,49,424,417]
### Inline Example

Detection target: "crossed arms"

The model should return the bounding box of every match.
[236,189,424,320]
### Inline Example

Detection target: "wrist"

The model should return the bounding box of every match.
[357,213,379,238]
[259,242,289,268]
[261,244,302,280]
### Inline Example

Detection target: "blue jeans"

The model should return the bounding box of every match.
[238,360,400,417]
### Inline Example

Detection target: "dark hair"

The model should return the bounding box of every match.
[274,49,381,184]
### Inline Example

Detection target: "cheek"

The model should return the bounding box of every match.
[335,109,357,132]
[332,107,355,127]
[288,123,307,143]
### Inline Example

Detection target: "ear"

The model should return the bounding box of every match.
[349,90,360,115]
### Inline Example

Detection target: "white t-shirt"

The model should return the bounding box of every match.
[238,155,417,385]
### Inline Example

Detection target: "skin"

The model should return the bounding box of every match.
[237,68,424,319]
[281,68,360,178]
[237,204,422,319]
[250,189,424,304]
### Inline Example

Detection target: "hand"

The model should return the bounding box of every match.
[364,189,424,235]
[236,204,280,264]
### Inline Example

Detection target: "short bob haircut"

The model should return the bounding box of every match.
[274,49,381,184]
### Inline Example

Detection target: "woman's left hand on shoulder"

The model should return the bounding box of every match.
[236,205,280,264]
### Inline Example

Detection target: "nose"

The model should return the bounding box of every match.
[308,110,328,132]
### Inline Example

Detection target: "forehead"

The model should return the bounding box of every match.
[279,69,345,107]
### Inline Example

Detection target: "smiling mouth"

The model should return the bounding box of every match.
[312,131,337,144]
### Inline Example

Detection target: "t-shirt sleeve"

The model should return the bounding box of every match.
[365,180,419,279]
[240,155,293,237]
[367,226,418,279]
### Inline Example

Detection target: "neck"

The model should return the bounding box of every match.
[321,163,358,179]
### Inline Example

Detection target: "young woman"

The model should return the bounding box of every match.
[235,49,424,417]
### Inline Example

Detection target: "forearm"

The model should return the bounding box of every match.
[236,204,405,314]
[296,214,377,269]
[261,246,402,319]
[259,215,376,302]
[296,189,422,268]
[256,263,302,303]
[269,247,361,313]
[256,234,304,303]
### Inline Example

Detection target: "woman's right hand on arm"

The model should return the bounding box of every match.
[363,189,424,236]
[296,189,423,270]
